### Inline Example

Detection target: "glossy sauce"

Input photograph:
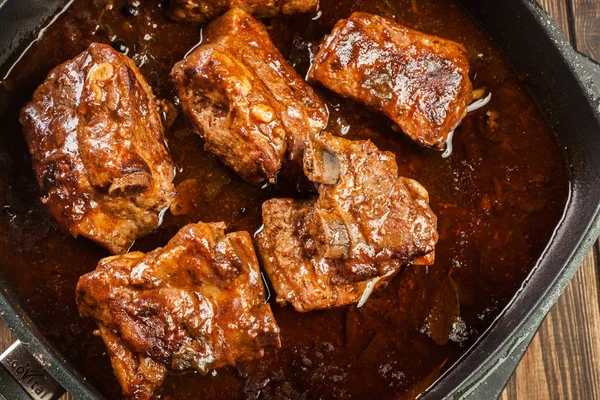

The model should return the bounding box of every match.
[0,0,569,398]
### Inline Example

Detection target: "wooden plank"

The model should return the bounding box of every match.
[500,251,600,400]
[539,0,573,40]
[569,0,600,59]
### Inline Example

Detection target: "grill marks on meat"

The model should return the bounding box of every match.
[76,222,281,400]
[171,8,328,185]
[170,0,320,24]
[309,12,472,149]
[257,132,438,312]
[20,43,175,254]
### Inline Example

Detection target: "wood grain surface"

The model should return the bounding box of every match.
[1,1,599,400]
[569,0,600,60]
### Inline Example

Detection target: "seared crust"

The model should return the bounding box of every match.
[20,43,175,254]
[309,12,472,149]
[258,198,407,312]
[77,222,281,400]
[171,8,328,185]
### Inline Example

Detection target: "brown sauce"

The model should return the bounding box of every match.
[0,0,570,398]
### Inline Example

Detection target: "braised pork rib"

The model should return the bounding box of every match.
[309,12,472,149]
[20,43,175,254]
[257,132,438,312]
[76,222,281,400]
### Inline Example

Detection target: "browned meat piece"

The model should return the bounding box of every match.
[20,43,175,254]
[257,132,438,312]
[308,12,473,149]
[171,8,328,185]
[258,198,403,312]
[76,222,281,400]
[304,132,438,268]
[170,0,319,24]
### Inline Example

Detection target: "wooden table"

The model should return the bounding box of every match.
[1,1,599,399]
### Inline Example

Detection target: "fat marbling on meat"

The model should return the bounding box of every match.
[170,0,320,24]
[171,8,328,185]
[20,43,175,254]
[309,12,472,149]
[257,132,438,312]
[76,222,281,400]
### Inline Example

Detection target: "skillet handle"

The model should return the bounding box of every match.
[0,340,65,400]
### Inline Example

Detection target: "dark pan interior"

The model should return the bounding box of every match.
[427,0,600,398]
[0,0,599,399]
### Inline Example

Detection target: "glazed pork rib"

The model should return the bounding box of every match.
[258,198,405,312]
[171,8,328,185]
[20,43,175,254]
[309,12,472,149]
[76,222,281,400]
[304,131,439,268]
[257,132,438,312]
[170,0,320,24]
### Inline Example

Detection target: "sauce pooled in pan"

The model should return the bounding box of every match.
[0,0,569,398]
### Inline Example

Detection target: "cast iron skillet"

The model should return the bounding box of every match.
[1,0,600,399]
